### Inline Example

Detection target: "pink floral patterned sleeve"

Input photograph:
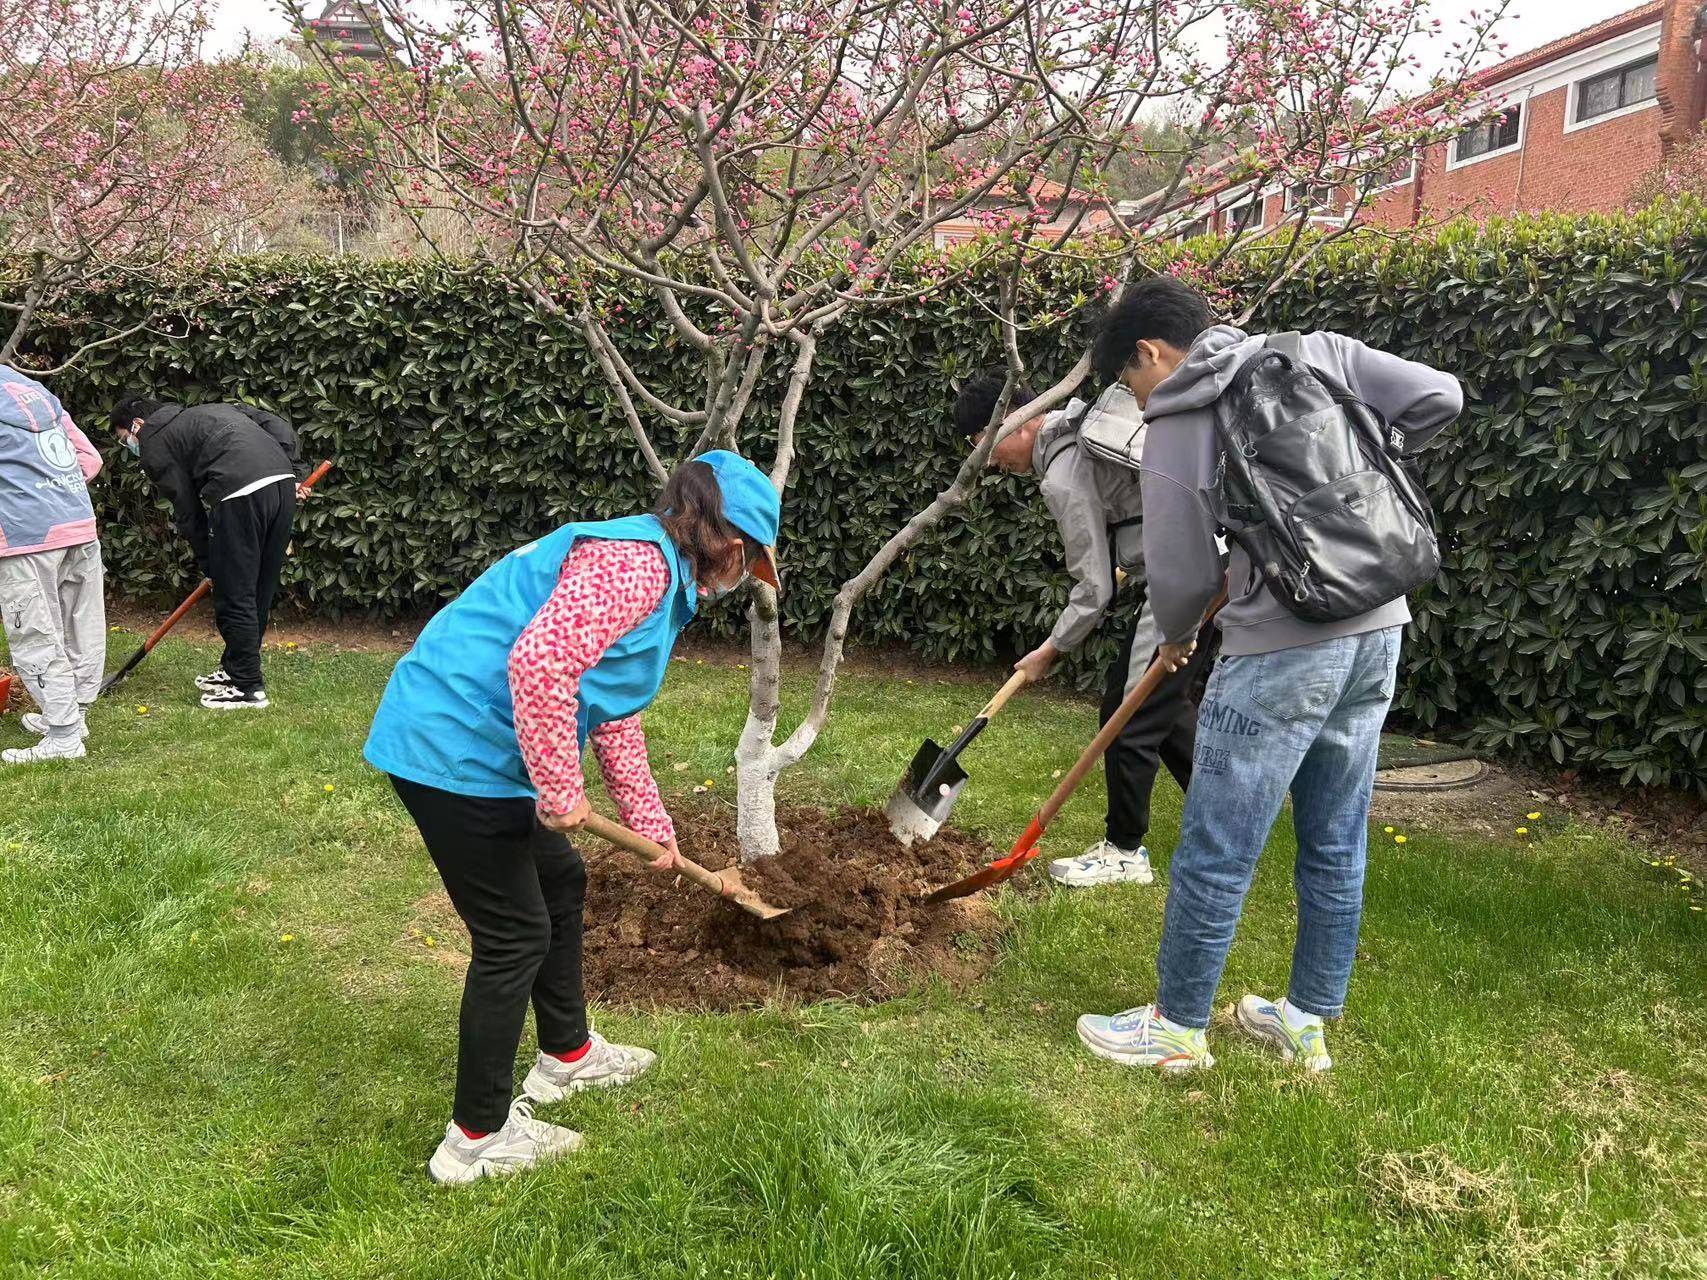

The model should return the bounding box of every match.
[508,538,677,844]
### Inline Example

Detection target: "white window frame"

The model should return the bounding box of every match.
[1448,101,1527,171]
[1363,151,1418,196]
[1284,179,1345,225]
[1564,54,1660,134]
[1220,189,1261,233]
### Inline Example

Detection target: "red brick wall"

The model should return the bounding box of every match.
[1361,83,1664,228]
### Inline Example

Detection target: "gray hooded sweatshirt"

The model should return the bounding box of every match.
[1140,325,1463,657]
[1031,399,1147,654]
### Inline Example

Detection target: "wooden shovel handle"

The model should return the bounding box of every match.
[977,668,1031,721]
[1034,585,1228,832]
[581,811,734,900]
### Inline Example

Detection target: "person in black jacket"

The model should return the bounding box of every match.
[110,394,309,710]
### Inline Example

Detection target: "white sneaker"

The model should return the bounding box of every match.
[1048,840,1153,887]
[522,1030,657,1103]
[426,1098,583,1186]
[20,713,89,740]
[3,737,87,765]
[200,686,269,711]
[195,667,234,692]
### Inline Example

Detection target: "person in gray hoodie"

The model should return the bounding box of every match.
[1074,277,1462,1075]
[955,370,1218,888]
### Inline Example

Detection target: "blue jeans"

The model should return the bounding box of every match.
[1155,627,1401,1028]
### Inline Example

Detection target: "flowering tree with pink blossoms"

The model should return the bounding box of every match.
[299,0,1504,861]
[0,0,268,370]
[1630,124,1707,208]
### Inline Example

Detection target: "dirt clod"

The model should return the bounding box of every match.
[582,804,1002,1010]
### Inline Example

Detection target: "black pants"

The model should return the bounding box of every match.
[1100,604,1218,852]
[390,776,590,1133]
[207,481,296,693]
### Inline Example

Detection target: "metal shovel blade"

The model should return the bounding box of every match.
[712,866,792,921]
[885,739,969,845]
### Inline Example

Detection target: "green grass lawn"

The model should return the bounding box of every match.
[2,630,1704,1279]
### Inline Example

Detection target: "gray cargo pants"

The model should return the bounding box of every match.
[0,542,106,741]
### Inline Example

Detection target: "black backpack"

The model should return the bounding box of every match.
[1212,333,1440,623]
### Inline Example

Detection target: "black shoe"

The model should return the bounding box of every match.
[195,667,234,692]
[200,686,269,711]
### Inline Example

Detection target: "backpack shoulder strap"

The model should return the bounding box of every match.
[1037,402,1087,476]
[1265,331,1357,402]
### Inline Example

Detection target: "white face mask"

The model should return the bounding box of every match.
[122,431,141,457]
[699,567,749,602]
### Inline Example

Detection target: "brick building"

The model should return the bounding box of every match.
[1137,0,1707,238]
[931,179,1115,250]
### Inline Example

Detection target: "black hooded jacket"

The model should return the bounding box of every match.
[137,402,303,571]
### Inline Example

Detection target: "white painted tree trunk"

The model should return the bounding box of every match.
[733,731,782,863]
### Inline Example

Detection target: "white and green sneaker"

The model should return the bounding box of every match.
[522,1030,657,1103]
[1235,994,1333,1072]
[1076,1004,1214,1073]
[1048,840,1154,888]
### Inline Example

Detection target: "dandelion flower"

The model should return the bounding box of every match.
[703,778,714,788]
[280,933,295,943]
[324,784,336,793]
[1516,827,1528,836]
[425,935,436,946]
[1394,835,1407,844]
[136,706,149,715]
[1527,812,1541,821]
[1384,826,1395,834]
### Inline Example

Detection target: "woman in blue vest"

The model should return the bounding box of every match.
[365,450,780,1185]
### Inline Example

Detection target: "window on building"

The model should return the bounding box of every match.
[1454,107,1522,161]
[1575,55,1659,123]
[1286,181,1341,219]
[1176,216,1209,241]
[1362,151,1415,194]
[1224,198,1260,231]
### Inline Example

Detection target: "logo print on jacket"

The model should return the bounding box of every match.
[37,426,75,471]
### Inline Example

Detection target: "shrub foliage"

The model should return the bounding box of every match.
[13,204,1706,788]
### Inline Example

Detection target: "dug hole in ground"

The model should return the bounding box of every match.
[414,803,1006,1010]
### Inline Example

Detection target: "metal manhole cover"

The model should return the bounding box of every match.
[1373,757,1488,792]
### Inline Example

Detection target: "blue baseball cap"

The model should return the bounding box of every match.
[698,449,782,588]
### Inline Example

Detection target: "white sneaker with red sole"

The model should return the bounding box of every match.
[522,1030,657,1103]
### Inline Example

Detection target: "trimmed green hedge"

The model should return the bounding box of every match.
[11,203,1707,789]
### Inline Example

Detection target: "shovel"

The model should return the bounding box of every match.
[925,586,1226,904]
[582,811,789,921]
[885,669,1031,846]
[101,460,335,696]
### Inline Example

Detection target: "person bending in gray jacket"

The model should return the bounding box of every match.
[955,370,1219,890]
[1073,276,1462,1076]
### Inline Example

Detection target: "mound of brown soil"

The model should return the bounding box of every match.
[582,805,1004,1010]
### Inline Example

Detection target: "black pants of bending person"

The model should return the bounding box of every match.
[390,775,590,1134]
[206,480,296,693]
[1099,599,1218,852]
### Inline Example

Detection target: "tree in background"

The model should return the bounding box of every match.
[1630,124,1707,208]
[298,0,1504,862]
[0,0,283,370]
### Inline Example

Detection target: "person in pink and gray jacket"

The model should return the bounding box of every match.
[0,365,106,765]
